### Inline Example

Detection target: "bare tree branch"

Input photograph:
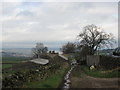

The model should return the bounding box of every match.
[77,24,115,55]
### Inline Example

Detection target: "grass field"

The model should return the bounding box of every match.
[2,57,29,63]
[2,57,29,69]
[2,57,30,77]
[82,65,120,78]
[2,64,12,69]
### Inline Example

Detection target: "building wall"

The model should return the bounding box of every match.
[87,55,100,66]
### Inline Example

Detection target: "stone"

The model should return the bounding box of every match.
[66,79,71,83]
[67,71,71,74]
[64,76,69,80]
[63,85,69,89]
[63,61,76,90]
[64,82,68,85]
[64,84,69,88]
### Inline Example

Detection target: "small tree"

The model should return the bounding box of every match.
[77,24,115,55]
[32,43,48,58]
[32,48,38,58]
[75,45,91,64]
[60,42,76,54]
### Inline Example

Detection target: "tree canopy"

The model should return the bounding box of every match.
[32,43,48,58]
[60,42,76,54]
[77,24,115,55]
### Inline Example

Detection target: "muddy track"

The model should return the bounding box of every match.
[70,65,119,89]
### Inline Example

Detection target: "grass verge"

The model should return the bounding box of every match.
[71,65,81,78]
[82,65,120,78]
[23,63,69,88]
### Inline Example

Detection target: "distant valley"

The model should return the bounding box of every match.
[0,48,60,57]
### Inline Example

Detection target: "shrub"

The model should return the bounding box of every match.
[40,54,51,59]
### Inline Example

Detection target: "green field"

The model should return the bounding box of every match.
[2,57,29,69]
[2,57,29,63]
[2,64,12,69]
[2,57,30,77]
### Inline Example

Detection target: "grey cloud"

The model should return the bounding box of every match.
[2,2,118,48]
[16,10,34,17]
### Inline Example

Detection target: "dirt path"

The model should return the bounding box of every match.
[70,66,119,88]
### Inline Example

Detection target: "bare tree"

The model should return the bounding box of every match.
[32,48,38,58]
[32,43,48,58]
[77,24,115,55]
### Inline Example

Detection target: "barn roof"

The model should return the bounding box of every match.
[30,58,49,65]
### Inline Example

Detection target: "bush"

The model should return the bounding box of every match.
[40,54,51,59]
[74,45,92,65]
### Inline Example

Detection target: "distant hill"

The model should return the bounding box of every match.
[1,48,60,57]
[1,48,32,57]
[98,49,114,55]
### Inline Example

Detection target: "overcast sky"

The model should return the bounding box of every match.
[2,2,118,49]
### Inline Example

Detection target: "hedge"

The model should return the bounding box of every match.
[98,55,120,70]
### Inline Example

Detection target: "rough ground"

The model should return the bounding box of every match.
[70,66,119,88]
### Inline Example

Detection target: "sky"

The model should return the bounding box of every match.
[1,1,118,50]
